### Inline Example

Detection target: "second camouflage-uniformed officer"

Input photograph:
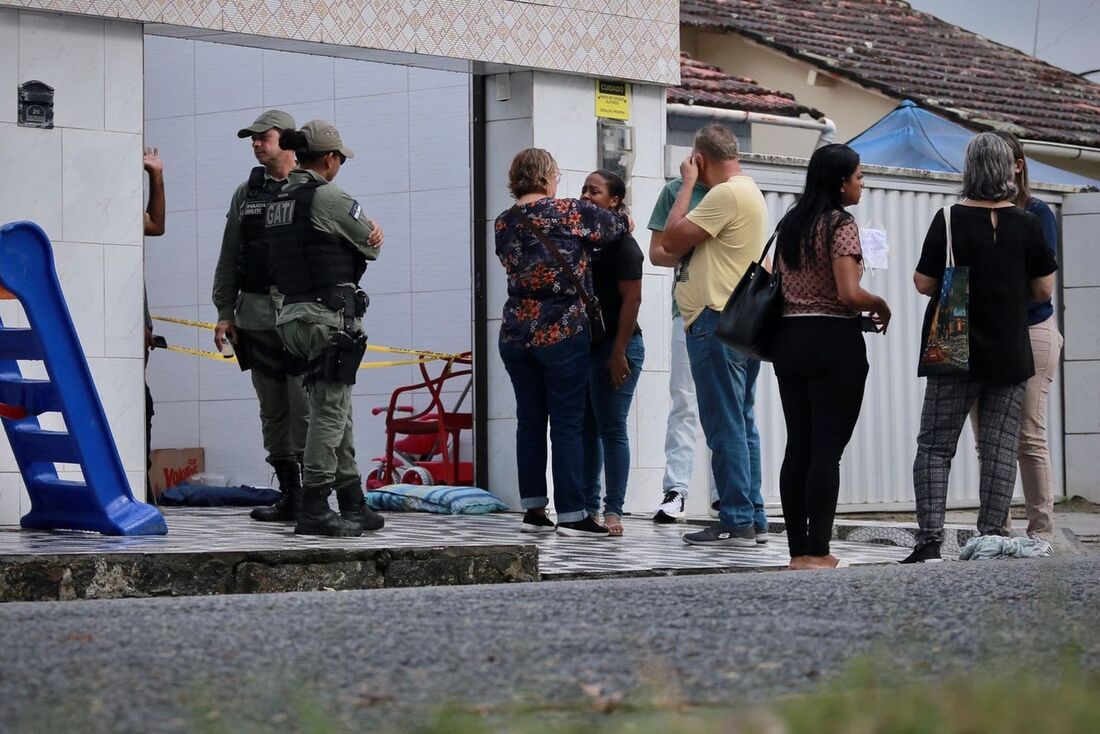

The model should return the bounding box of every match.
[267,119,385,537]
[212,110,311,523]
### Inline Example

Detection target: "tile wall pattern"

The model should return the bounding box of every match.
[0,0,680,85]
[0,9,146,522]
[144,36,473,489]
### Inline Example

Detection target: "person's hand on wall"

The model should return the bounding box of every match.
[143,146,163,175]
[143,146,166,236]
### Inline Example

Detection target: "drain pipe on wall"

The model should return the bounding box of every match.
[667,102,837,149]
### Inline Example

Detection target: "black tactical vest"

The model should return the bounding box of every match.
[236,167,281,294]
[265,180,364,298]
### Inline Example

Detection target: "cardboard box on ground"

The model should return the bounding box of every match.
[150,448,204,496]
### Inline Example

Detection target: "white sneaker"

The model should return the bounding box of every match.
[653,490,685,523]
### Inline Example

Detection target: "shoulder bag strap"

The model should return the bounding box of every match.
[758,226,780,264]
[510,205,599,310]
[943,205,955,268]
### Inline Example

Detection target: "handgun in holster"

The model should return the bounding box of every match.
[307,286,370,386]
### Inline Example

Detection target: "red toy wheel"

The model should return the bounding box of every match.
[365,464,400,489]
[400,467,434,486]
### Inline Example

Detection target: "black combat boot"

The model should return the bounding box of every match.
[294,484,364,537]
[335,478,384,532]
[250,461,303,522]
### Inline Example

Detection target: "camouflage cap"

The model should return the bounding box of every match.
[299,119,356,159]
[236,110,296,138]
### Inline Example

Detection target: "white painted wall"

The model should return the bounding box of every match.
[143,36,472,488]
[0,9,146,523]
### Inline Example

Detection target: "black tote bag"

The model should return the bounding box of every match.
[714,227,781,361]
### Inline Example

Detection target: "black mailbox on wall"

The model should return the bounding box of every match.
[18,80,54,129]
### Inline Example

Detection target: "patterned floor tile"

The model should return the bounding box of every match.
[0,510,912,576]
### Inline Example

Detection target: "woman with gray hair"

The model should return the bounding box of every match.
[904,132,1058,563]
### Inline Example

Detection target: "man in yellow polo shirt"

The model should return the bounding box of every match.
[660,124,769,547]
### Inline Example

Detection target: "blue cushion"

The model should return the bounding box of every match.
[159,484,281,507]
[366,484,508,515]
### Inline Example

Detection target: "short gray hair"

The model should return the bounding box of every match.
[961,132,1018,202]
[693,124,740,162]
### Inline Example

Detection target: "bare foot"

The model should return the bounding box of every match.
[604,514,623,537]
[803,555,842,569]
[788,555,844,570]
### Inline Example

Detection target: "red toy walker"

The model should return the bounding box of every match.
[366,352,473,488]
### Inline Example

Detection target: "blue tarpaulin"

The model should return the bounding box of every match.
[848,100,1098,188]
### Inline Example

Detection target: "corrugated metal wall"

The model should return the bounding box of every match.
[744,160,1065,508]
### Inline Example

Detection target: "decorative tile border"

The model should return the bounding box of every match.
[0,0,680,84]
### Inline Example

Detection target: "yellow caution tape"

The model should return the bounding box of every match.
[162,344,431,370]
[153,315,218,331]
[152,315,466,363]
[151,314,464,363]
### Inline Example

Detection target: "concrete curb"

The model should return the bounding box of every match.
[0,544,539,602]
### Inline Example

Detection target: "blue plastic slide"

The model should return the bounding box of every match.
[0,221,166,535]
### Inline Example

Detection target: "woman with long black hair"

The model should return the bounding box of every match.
[772,144,891,570]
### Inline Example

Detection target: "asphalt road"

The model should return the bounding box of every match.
[0,557,1097,732]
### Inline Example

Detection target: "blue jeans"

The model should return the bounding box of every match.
[499,331,590,523]
[684,308,766,530]
[582,334,645,517]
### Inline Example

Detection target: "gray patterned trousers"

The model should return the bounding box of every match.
[913,375,1026,545]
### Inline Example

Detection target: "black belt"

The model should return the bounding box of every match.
[282,291,332,306]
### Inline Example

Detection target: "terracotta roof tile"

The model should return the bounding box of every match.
[671,52,822,118]
[680,0,1100,147]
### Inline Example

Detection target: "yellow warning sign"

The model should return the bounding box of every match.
[595,79,631,120]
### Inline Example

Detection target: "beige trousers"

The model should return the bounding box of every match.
[971,315,1063,539]
[1014,315,1063,539]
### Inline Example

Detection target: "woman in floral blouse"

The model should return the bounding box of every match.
[496,148,628,538]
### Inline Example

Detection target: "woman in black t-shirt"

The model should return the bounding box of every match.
[905,133,1058,563]
[578,170,645,536]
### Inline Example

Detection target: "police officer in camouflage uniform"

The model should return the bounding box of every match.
[212,110,310,523]
[267,120,385,537]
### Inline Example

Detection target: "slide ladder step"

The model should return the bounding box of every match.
[0,374,59,415]
[11,424,78,464]
[0,327,42,360]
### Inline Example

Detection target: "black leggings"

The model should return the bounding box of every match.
[772,317,868,557]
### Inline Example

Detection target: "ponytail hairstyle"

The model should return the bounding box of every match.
[279,128,325,164]
[776,144,860,271]
[592,169,627,211]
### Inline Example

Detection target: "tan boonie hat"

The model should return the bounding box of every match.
[299,119,356,159]
[236,109,296,138]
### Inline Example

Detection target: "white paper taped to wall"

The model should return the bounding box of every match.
[860,228,888,270]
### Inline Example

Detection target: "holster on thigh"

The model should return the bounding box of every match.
[304,333,366,387]
[238,330,307,378]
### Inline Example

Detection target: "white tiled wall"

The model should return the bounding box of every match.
[0,10,147,522]
[143,36,473,489]
[484,71,679,513]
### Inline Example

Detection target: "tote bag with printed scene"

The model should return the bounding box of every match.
[918,205,969,376]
